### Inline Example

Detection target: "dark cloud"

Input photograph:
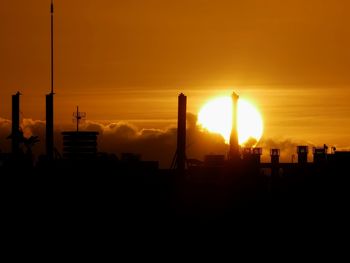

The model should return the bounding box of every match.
[0,118,60,157]
[22,119,45,138]
[80,113,229,167]
[83,121,176,167]
[0,118,11,152]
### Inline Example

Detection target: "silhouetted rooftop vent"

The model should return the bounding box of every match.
[313,147,327,163]
[297,146,309,154]
[270,149,280,165]
[270,149,280,156]
[252,147,263,155]
[297,146,308,164]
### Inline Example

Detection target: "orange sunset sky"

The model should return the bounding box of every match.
[1,0,350,151]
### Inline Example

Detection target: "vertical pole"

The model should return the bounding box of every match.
[51,0,54,94]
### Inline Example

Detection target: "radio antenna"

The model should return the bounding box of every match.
[51,0,54,94]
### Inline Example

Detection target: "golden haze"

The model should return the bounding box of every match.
[0,1,350,148]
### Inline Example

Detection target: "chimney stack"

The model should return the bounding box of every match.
[313,146,327,164]
[46,93,54,160]
[11,92,21,155]
[297,146,308,164]
[229,91,240,160]
[176,93,187,172]
[270,148,280,177]
[270,149,280,165]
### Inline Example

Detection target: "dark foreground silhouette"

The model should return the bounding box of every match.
[1,154,349,233]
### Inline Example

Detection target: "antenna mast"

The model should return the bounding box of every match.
[51,0,54,94]
[73,106,86,132]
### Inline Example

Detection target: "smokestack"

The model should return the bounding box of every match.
[313,146,327,164]
[176,93,187,172]
[229,91,240,160]
[270,149,280,165]
[252,147,262,165]
[46,94,54,160]
[297,146,308,164]
[271,148,280,178]
[11,92,21,155]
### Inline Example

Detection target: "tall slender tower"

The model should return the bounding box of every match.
[12,92,21,155]
[46,0,54,160]
[176,93,187,172]
[229,91,240,160]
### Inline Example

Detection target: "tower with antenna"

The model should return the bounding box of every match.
[73,106,86,132]
[62,107,99,160]
[46,0,54,160]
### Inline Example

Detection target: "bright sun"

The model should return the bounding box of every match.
[198,96,263,145]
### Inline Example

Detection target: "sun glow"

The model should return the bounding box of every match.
[198,96,263,145]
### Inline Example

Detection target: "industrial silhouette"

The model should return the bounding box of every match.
[1,1,349,225]
[1,88,350,222]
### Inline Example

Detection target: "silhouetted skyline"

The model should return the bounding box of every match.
[2,0,350,230]
[1,0,350,163]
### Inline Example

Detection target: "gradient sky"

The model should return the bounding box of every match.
[1,0,350,148]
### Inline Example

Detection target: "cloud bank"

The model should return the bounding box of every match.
[0,114,337,166]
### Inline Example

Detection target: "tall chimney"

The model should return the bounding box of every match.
[46,94,54,160]
[229,91,240,160]
[12,92,21,155]
[176,93,187,172]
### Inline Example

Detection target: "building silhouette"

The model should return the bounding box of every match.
[62,131,99,160]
